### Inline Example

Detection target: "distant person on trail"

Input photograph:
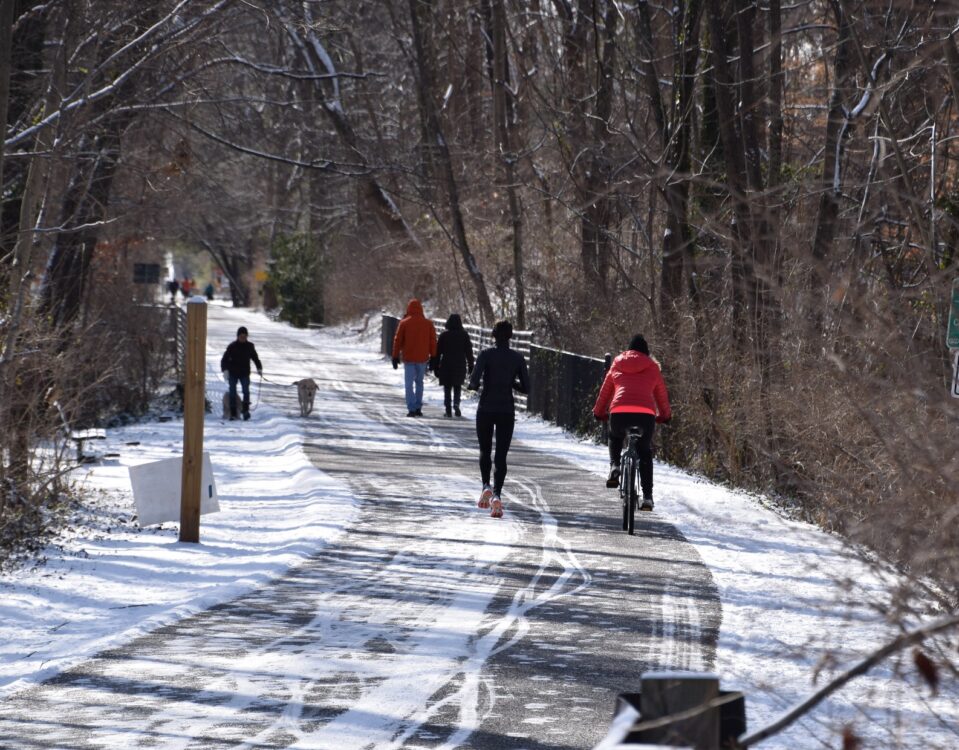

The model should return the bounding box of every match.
[391,299,437,417]
[167,279,179,303]
[435,313,474,418]
[180,277,192,299]
[467,320,529,519]
[221,326,263,421]
[592,334,671,511]
[204,282,215,301]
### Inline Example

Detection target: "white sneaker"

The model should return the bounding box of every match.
[478,485,493,509]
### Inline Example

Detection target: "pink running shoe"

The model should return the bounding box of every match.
[490,495,504,518]
[478,485,493,509]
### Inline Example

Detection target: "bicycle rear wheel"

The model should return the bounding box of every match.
[620,457,630,531]
[626,460,637,535]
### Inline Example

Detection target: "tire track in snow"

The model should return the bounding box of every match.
[0,319,720,749]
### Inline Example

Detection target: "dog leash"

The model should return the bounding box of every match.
[258,373,291,386]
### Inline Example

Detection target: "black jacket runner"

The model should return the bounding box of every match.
[468,343,529,415]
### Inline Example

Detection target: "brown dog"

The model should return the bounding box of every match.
[292,378,318,417]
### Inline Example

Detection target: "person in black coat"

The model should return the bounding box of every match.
[467,320,529,518]
[435,313,474,418]
[220,326,263,420]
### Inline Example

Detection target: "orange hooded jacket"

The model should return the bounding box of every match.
[391,299,437,364]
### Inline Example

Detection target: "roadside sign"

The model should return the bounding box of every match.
[948,278,959,348]
[953,350,959,399]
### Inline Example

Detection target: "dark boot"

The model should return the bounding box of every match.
[445,406,452,418]
[454,404,461,417]
[606,463,621,488]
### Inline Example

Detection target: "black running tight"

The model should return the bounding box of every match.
[476,411,515,494]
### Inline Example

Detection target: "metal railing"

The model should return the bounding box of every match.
[526,344,606,436]
[172,304,186,384]
[382,313,614,437]
[137,303,187,386]
[381,313,534,409]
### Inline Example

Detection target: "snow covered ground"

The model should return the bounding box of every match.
[1,303,956,749]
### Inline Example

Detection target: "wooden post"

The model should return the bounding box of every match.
[637,672,720,749]
[179,297,207,543]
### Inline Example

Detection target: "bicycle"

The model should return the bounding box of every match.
[618,426,643,535]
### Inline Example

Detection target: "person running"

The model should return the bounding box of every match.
[221,326,263,421]
[467,320,529,518]
[593,334,671,511]
[391,298,437,417]
[435,313,474,418]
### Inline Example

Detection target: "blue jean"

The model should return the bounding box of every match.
[404,362,427,412]
[228,373,251,417]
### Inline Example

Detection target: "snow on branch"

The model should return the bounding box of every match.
[205,55,381,82]
[171,112,371,176]
[4,1,231,150]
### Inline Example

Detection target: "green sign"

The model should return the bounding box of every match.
[949,278,959,349]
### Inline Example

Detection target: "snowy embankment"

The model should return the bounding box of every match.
[0,303,955,748]
[0,304,361,699]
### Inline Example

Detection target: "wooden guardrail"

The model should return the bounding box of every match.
[595,673,746,749]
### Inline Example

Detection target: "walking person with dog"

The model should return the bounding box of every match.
[391,299,437,417]
[435,313,474,418]
[467,320,529,519]
[221,326,263,421]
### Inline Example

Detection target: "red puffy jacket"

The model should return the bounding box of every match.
[593,350,671,422]
[391,299,437,364]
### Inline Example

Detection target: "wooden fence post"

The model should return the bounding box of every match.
[179,298,207,543]
[637,672,720,749]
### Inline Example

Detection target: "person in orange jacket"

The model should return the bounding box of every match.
[391,299,438,417]
[593,334,671,510]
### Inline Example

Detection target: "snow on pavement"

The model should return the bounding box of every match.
[1,303,957,749]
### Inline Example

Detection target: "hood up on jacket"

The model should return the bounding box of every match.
[444,313,463,331]
[405,299,424,318]
[613,349,659,374]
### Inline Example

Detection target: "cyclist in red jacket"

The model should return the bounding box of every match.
[593,334,671,509]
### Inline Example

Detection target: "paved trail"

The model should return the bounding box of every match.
[0,313,720,749]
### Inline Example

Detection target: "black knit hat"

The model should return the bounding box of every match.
[492,320,513,342]
[237,326,248,337]
[628,334,649,354]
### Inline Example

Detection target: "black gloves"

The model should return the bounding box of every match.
[392,357,399,370]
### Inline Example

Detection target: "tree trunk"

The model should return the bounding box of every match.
[0,0,14,210]
[811,1,853,293]
[408,0,495,324]
[39,122,129,327]
[489,0,526,328]
[274,4,423,253]
[705,0,751,347]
